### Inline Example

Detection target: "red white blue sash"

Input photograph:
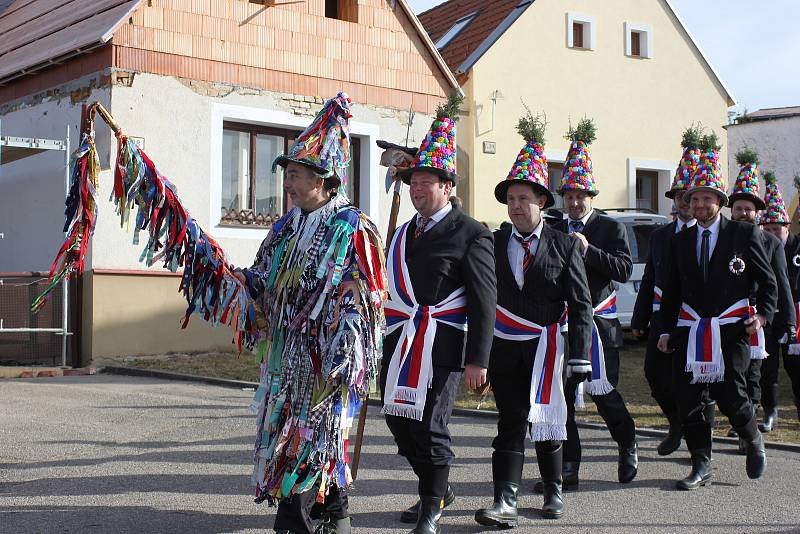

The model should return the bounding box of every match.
[677,298,751,383]
[653,286,662,312]
[583,291,617,395]
[495,306,568,441]
[749,323,767,360]
[790,302,800,356]
[382,221,468,421]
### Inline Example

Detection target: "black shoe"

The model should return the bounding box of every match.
[759,407,777,433]
[726,427,738,438]
[658,424,682,456]
[533,461,578,493]
[400,485,454,523]
[737,438,747,455]
[536,442,564,520]
[676,448,712,490]
[410,496,443,534]
[474,481,519,528]
[618,443,638,483]
[744,432,767,479]
[316,516,351,534]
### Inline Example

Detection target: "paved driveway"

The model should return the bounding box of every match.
[1,375,798,533]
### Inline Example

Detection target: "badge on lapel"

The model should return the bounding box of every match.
[729,253,746,276]
[793,254,800,268]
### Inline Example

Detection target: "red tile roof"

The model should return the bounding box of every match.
[418,0,527,74]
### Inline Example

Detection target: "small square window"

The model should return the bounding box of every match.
[566,13,594,50]
[325,0,358,23]
[625,22,652,58]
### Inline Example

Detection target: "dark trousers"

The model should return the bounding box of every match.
[564,347,636,464]
[745,358,763,406]
[273,483,348,534]
[489,341,544,455]
[672,325,759,450]
[760,335,800,408]
[380,363,462,467]
[644,330,679,424]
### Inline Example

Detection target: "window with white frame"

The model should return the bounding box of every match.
[566,12,595,50]
[220,121,360,227]
[625,22,652,58]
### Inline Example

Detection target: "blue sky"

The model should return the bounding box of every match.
[406,0,800,113]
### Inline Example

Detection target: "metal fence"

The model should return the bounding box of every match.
[0,273,72,366]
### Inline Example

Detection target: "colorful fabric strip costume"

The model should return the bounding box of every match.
[652,286,662,312]
[382,220,468,421]
[677,299,752,383]
[247,195,386,504]
[494,306,568,441]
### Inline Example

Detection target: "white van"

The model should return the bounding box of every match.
[544,208,669,327]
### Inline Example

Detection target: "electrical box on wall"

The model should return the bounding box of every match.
[483,141,496,154]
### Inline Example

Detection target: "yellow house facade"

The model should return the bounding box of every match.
[421,0,735,227]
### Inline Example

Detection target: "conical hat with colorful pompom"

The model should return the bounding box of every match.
[759,171,790,225]
[559,118,598,196]
[667,125,703,199]
[398,92,463,184]
[687,131,728,205]
[728,148,765,210]
[494,110,554,208]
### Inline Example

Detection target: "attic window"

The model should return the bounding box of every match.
[566,12,594,50]
[325,0,358,23]
[435,11,478,50]
[625,22,652,58]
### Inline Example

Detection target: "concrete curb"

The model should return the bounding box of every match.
[101,365,800,454]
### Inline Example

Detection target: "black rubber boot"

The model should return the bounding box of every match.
[316,516,351,534]
[536,441,564,519]
[400,486,454,524]
[533,460,578,493]
[411,496,443,534]
[657,423,683,456]
[617,442,638,483]
[760,406,778,433]
[474,451,523,528]
[676,448,712,490]
[737,421,767,479]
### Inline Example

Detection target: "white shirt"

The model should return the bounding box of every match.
[696,215,721,263]
[507,219,544,289]
[675,218,696,234]
[416,202,453,232]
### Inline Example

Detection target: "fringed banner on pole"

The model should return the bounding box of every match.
[33,103,258,351]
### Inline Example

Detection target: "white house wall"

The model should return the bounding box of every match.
[727,117,800,214]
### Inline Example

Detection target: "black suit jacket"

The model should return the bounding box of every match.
[785,233,800,302]
[491,223,593,366]
[660,216,777,338]
[383,207,497,369]
[760,230,796,336]
[631,221,679,334]
[554,211,633,348]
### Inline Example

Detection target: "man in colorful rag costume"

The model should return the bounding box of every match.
[474,111,592,527]
[727,153,795,445]
[543,119,639,490]
[758,171,800,428]
[658,132,775,489]
[380,93,496,534]
[236,93,386,534]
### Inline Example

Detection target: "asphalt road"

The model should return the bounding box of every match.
[1,375,799,533]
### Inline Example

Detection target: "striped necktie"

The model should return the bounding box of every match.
[514,233,536,273]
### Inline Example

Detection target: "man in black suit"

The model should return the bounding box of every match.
[381,164,496,534]
[658,185,776,489]
[548,189,638,487]
[474,170,593,527]
[760,186,800,426]
[728,190,795,441]
[632,187,697,456]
